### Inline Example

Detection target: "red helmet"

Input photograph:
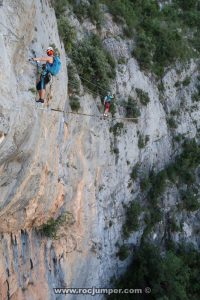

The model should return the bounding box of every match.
[46,47,54,56]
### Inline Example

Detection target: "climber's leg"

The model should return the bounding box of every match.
[40,89,46,100]
[104,102,110,116]
[36,76,46,103]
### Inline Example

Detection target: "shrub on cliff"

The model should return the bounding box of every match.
[124,96,140,121]
[72,34,116,95]
[109,243,200,300]
[57,16,76,52]
[105,0,199,76]
[122,202,141,238]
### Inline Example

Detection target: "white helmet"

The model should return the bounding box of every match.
[46,47,54,56]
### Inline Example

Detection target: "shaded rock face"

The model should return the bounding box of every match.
[0,1,200,299]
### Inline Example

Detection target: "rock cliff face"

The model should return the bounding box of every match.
[0,0,200,299]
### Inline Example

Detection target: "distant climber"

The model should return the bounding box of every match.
[31,47,61,103]
[103,92,114,117]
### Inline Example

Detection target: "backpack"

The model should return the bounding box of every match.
[105,95,113,102]
[46,56,61,76]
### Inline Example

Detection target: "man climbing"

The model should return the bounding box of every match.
[31,47,61,103]
[103,92,114,117]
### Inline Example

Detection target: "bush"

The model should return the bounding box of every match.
[69,95,80,111]
[116,245,129,261]
[109,101,117,117]
[87,0,104,28]
[175,81,181,88]
[182,76,191,86]
[110,122,124,136]
[136,88,150,106]
[192,84,200,102]
[130,163,139,181]
[167,117,177,129]
[29,87,36,94]
[105,0,198,77]
[109,243,198,300]
[68,63,80,95]
[192,92,200,102]
[124,96,140,121]
[38,214,66,239]
[118,57,127,64]
[57,16,76,52]
[181,189,200,211]
[104,0,136,35]
[51,0,68,18]
[72,34,116,95]
[69,0,103,27]
[123,202,141,238]
[113,147,119,155]
[138,134,147,149]
[169,217,181,232]
[140,176,151,192]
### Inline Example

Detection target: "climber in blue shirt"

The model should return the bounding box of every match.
[103,92,114,117]
[32,47,54,103]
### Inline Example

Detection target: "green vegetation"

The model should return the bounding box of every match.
[72,34,116,95]
[69,95,80,111]
[110,122,124,136]
[134,139,200,236]
[169,216,181,233]
[140,175,151,192]
[124,96,140,121]
[28,87,36,94]
[118,57,127,64]
[192,92,200,102]
[68,63,80,95]
[136,88,150,106]
[175,81,181,88]
[167,117,178,129]
[69,0,103,28]
[53,0,200,97]
[158,81,165,93]
[109,100,117,117]
[192,84,200,102]
[175,76,191,88]
[123,202,141,238]
[113,147,119,155]
[104,0,200,77]
[57,16,76,52]
[181,188,200,211]
[138,134,149,149]
[116,245,129,261]
[51,0,68,18]
[38,214,66,239]
[182,76,191,86]
[109,243,200,300]
[130,163,139,181]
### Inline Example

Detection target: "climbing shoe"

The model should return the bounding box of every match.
[36,99,44,103]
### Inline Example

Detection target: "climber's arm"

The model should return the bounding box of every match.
[33,57,52,63]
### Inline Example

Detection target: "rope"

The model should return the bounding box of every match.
[26,61,138,120]
[78,75,108,93]
[68,79,103,98]
[51,108,138,120]
[2,106,138,121]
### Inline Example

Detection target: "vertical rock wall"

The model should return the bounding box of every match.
[0,1,200,299]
